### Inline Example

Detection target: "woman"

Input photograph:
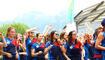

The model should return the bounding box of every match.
[31,33,45,60]
[44,34,50,44]
[16,33,27,60]
[44,30,64,60]
[91,29,102,60]
[83,33,93,60]
[85,28,102,60]
[60,32,68,45]
[24,31,36,60]
[1,27,19,60]
[64,31,83,60]
[24,27,39,60]
[95,19,105,60]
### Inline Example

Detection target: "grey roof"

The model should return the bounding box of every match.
[74,1,105,25]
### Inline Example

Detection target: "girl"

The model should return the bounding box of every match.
[24,32,35,60]
[16,33,27,60]
[44,31,64,60]
[92,29,102,60]
[31,33,45,60]
[1,27,19,60]
[44,34,50,44]
[60,32,68,45]
[95,19,105,60]
[64,31,83,60]
[85,27,102,60]
[24,27,38,60]
[83,33,92,60]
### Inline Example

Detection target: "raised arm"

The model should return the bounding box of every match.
[26,27,39,32]
[0,43,3,49]
[0,33,7,47]
[44,25,52,36]
[23,33,28,51]
[59,28,62,35]
[85,33,95,46]
[43,25,49,36]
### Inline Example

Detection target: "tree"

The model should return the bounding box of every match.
[0,22,29,37]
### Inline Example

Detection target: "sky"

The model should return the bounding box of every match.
[74,0,104,15]
[0,0,104,33]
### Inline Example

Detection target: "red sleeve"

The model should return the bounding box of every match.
[84,40,87,44]
[0,46,2,49]
[32,37,37,44]
[74,41,82,49]
[11,39,18,46]
[54,41,61,47]
[78,41,82,46]
[40,43,45,48]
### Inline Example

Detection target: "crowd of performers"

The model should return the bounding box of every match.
[1,19,105,60]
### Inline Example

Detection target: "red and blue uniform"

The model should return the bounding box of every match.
[31,42,45,60]
[84,42,91,60]
[101,31,105,60]
[92,39,102,60]
[45,41,65,60]
[25,38,37,60]
[18,45,27,60]
[65,41,82,60]
[1,37,17,60]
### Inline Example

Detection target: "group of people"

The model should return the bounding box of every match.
[1,19,105,60]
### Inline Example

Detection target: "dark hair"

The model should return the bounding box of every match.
[28,32,34,38]
[36,33,40,37]
[45,34,50,42]
[16,33,23,43]
[94,29,100,38]
[6,27,15,37]
[68,31,78,46]
[15,33,22,39]
[63,26,66,30]
[50,31,59,45]
[60,32,66,40]
[15,33,19,39]
[94,29,99,36]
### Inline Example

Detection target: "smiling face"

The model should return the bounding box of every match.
[7,28,16,38]
[17,33,23,41]
[53,32,59,40]
[64,33,68,40]
[19,34,23,41]
[72,31,77,40]
[28,32,34,37]
[37,33,43,42]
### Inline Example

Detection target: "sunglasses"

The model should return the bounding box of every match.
[31,32,34,34]
[56,33,59,36]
